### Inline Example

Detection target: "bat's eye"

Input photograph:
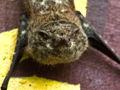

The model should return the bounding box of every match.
[71,28,79,36]
[36,30,50,39]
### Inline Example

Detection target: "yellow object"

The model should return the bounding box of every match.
[0,0,87,89]
[0,75,80,90]
[0,29,18,77]
[74,0,87,17]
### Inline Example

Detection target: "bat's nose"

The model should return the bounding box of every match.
[54,37,69,47]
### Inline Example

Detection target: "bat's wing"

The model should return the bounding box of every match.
[76,11,120,64]
[1,15,28,90]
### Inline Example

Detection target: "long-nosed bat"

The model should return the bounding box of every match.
[1,0,120,90]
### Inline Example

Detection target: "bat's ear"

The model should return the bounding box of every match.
[76,11,120,64]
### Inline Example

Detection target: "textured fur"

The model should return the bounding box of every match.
[23,0,88,65]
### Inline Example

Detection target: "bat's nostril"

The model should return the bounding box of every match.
[55,38,69,47]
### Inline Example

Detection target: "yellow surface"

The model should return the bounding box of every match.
[0,29,18,77]
[74,0,87,17]
[0,75,80,90]
[0,0,87,90]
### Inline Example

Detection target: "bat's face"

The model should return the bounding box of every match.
[24,0,88,65]
[26,20,88,65]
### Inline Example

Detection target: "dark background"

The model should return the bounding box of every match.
[0,0,120,90]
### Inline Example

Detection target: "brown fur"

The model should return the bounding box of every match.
[23,0,88,65]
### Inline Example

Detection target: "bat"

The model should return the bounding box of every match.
[1,0,120,90]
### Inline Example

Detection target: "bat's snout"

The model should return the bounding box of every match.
[54,37,70,47]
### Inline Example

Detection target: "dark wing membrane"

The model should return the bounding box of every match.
[76,11,120,64]
[1,15,28,90]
